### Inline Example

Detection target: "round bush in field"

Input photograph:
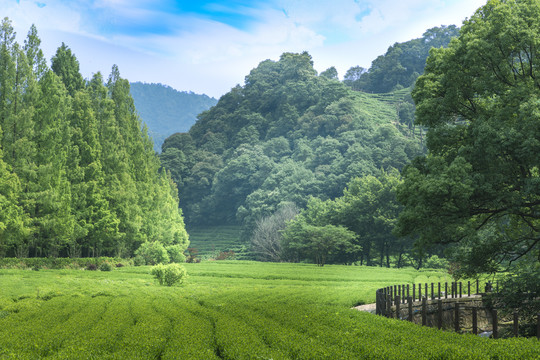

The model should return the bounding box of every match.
[135,241,170,265]
[151,263,187,286]
[99,262,114,271]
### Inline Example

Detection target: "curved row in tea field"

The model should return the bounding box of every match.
[0,262,538,359]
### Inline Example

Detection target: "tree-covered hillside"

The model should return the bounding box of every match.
[343,25,460,93]
[160,52,424,235]
[0,18,188,258]
[130,83,217,152]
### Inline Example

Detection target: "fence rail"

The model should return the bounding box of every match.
[375,280,540,339]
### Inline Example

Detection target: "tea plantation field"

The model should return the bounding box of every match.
[0,261,538,359]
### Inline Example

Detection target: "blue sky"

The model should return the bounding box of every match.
[4,0,486,98]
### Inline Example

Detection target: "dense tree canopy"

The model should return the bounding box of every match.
[344,25,460,93]
[0,18,188,258]
[396,0,540,277]
[161,52,423,232]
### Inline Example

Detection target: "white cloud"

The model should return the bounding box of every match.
[2,0,489,98]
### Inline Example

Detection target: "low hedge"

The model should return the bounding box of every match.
[0,257,133,270]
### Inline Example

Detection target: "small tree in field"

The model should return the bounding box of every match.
[282,217,359,266]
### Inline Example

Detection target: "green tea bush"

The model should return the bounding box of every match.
[151,263,187,286]
[134,241,169,265]
[98,262,113,272]
[166,245,186,263]
[0,257,131,270]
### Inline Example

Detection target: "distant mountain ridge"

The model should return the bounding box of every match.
[130,82,218,152]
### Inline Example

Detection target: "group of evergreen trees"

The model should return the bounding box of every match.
[0,18,188,258]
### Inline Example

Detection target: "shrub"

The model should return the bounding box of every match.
[166,245,186,263]
[99,262,114,271]
[86,263,97,271]
[135,241,169,265]
[133,255,146,266]
[424,255,449,270]
[151,263,187,286]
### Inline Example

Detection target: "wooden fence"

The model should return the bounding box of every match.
[375,281,540,339]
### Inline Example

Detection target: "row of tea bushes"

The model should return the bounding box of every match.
[0,257,133,270]
[0,264,538,358]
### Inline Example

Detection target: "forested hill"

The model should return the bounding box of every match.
[160,52,424,232]
[343,25,459,93]
[130,82,217,152]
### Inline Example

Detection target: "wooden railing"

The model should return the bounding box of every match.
[375,281,540,339]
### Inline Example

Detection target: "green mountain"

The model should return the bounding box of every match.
[130,82,217,152]
[160,52,424,233]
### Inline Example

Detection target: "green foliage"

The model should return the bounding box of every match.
[487,262,540,336]
[0,20,189,258]
[397,0,540,278]
[133,255,145,266]
[162,52,424,228]
[135,241,169,265]
[345,25,459,93]
[166,244,186,263]
[424,255,450,270]
[0,263,538,358]
[151,263,187,286]
[98,261,113,272]
[129,82,217,152]
[282,204,360,266]
[0,257,131,270]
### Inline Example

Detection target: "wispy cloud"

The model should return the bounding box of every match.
[3,0,487,97]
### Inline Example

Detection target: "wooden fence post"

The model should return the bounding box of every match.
[402,285,406,304]
[492,309,498,339]
[459,282,462,298]
[438,282,441,299]
[476,279,479,295]
[413,283,416,301]
[395,296,401,319]
[445,282,448,299]
[418,284,422,300]
[472,307,478,335]
[407,284,410,300]
[431,283,435,300]
[467,281,470,297]
[425,283,428,300]
[454,303,460,332]
[386,294,392,318]
[437,299,443,329]
[408,297,413,322]
[422,297,427,326]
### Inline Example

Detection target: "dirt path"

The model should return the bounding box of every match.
[353,303,377,314]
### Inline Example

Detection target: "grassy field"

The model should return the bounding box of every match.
[0,261,538,359]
